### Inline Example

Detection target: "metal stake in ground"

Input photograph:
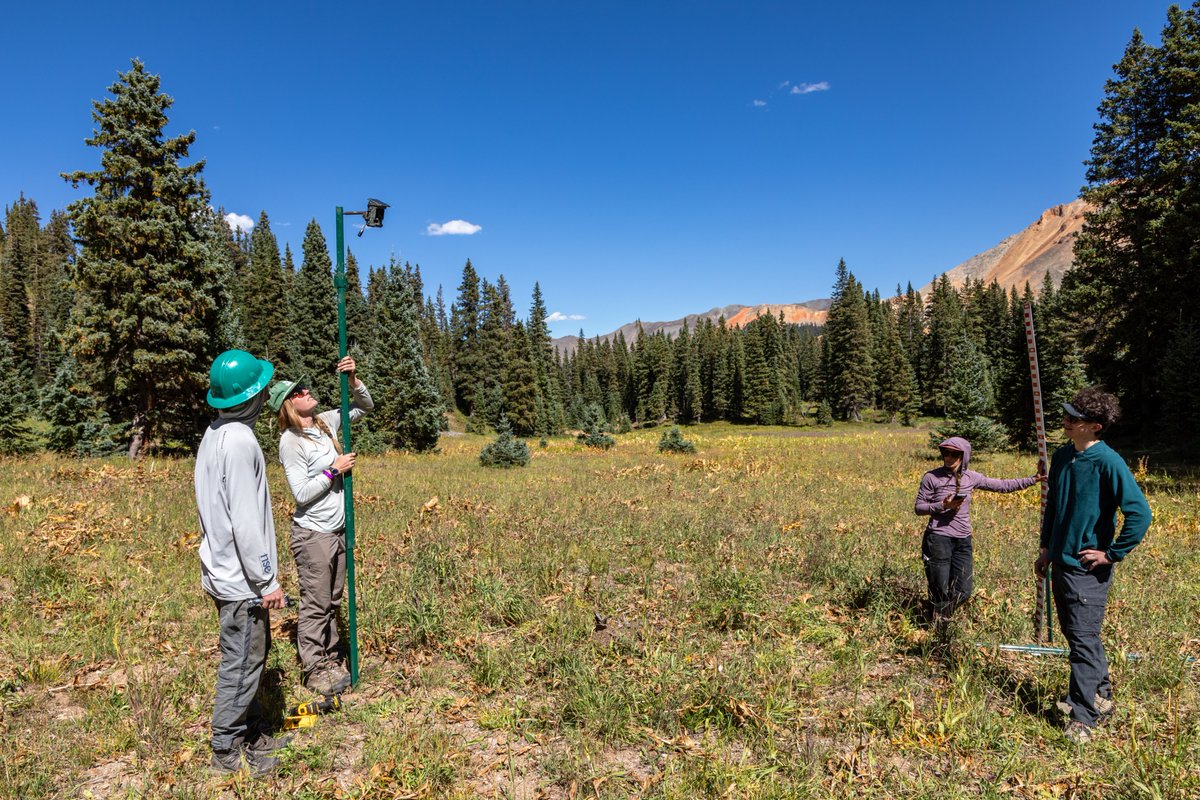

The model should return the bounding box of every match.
[1023,302,1052,643]
[334,198,389,687]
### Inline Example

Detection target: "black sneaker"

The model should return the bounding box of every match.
[246,730,293,754]
[209,746,280,777]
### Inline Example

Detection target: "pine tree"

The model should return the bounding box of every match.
[933,332,1008,450]
[288,219,339,402]
[876,302,919,423]
[62,60,222,456]
[369,265,443,452]
[1069,6,1200,430]
[504,321,540,435]
[1161,320,1200,452]
[450,260,482,413]
[0,196,40,407]
[33,209,75,386]
[201,208,245,353]
[823,260,874,421]
[42,354,121,455]
[479,415,531,467]
[242,211,289,365]
[344,249,371,347]
[0,324,36,453]
[921,275,964,415]
[528,283,564,434]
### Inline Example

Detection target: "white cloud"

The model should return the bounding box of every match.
[790,81,830,95]
[547,312,586,323]
[224,212,255,234]
[753,99,767,107]
[426,219,482,236]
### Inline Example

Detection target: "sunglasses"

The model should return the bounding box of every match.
[290,386,311,399]
[1064,412,1092,424]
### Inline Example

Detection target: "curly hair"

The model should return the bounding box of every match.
[1070,386,1121,431]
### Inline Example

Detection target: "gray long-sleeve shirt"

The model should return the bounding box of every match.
[195,396,280,601]
[278,382,373,533]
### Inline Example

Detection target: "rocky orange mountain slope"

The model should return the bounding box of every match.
[553,199,1092,352]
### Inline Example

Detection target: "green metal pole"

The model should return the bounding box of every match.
[334,206,361,687]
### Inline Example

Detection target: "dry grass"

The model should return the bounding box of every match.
[1,422,1197,799]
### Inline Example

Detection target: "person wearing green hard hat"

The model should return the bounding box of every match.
[194,349,289,776]
[268,355,373,698]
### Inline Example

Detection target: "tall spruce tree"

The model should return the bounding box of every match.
[876,301,919,424]
[63,60,222,456]
[823,260,874,421]
[241,211,289,364]
[369,265,443,451]
[1069,6,1200,430]
[0,196,39,406]
[36,209,76,384]
[934,332,1008,450]
[288,219,340,403]
[450,260,482,413]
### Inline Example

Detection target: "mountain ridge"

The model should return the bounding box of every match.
[553,198,1090,353]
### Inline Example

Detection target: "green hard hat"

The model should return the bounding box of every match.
[267,377,309,413]
[207,350,275,409]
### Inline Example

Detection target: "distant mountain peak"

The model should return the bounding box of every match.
[553,198,1091,354]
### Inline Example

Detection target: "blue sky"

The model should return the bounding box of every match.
[1,1,1171,337]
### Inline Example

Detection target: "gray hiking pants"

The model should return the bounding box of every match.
[290,522,346,678]
[1051,562,1114,727]
[210,597,271,752]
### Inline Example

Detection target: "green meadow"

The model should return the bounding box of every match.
[1,423,1197,799]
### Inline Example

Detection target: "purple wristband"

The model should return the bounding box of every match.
[322,469,335,480]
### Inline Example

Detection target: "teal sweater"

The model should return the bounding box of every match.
[1039,441,1151,567]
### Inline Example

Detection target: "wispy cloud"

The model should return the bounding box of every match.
[753,99,767,108]
[224,212,255,234]
[547,312,586,323]
[426,219,482,236]
[790,81,830,95]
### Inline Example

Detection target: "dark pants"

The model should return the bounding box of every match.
[290,522,346,678]
[922,531,973,619]
[211,597,271,752]
[1052,562,1113,727]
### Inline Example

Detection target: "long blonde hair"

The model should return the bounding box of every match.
[278,398,343,453]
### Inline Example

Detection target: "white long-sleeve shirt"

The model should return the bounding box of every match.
[278,382,373,533]
[195,397,280,601]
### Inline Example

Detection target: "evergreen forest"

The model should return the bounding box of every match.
[2,3,1198,459]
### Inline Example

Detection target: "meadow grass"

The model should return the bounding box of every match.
[0,422,1197,799]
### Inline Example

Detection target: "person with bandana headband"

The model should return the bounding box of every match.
[267,356,373,698]
[915,436,1044,623]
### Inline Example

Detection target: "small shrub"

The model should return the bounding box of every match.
[815,401,834,427]
[657,426,696,454]
[479,418,531,468]
[577,403,615,449]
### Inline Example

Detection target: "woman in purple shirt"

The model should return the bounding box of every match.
[915,436,1043,622]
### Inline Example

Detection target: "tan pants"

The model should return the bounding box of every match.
[289,522,346,677]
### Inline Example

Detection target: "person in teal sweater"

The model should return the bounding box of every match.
[1034,387,1151,744]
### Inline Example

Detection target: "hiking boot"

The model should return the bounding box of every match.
[246,730,293,755]
[1064,720,1095,745]
[305,664,349,697]
[1056,693,1115,720]
[331,662,352,692]
[209,746,280,777]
